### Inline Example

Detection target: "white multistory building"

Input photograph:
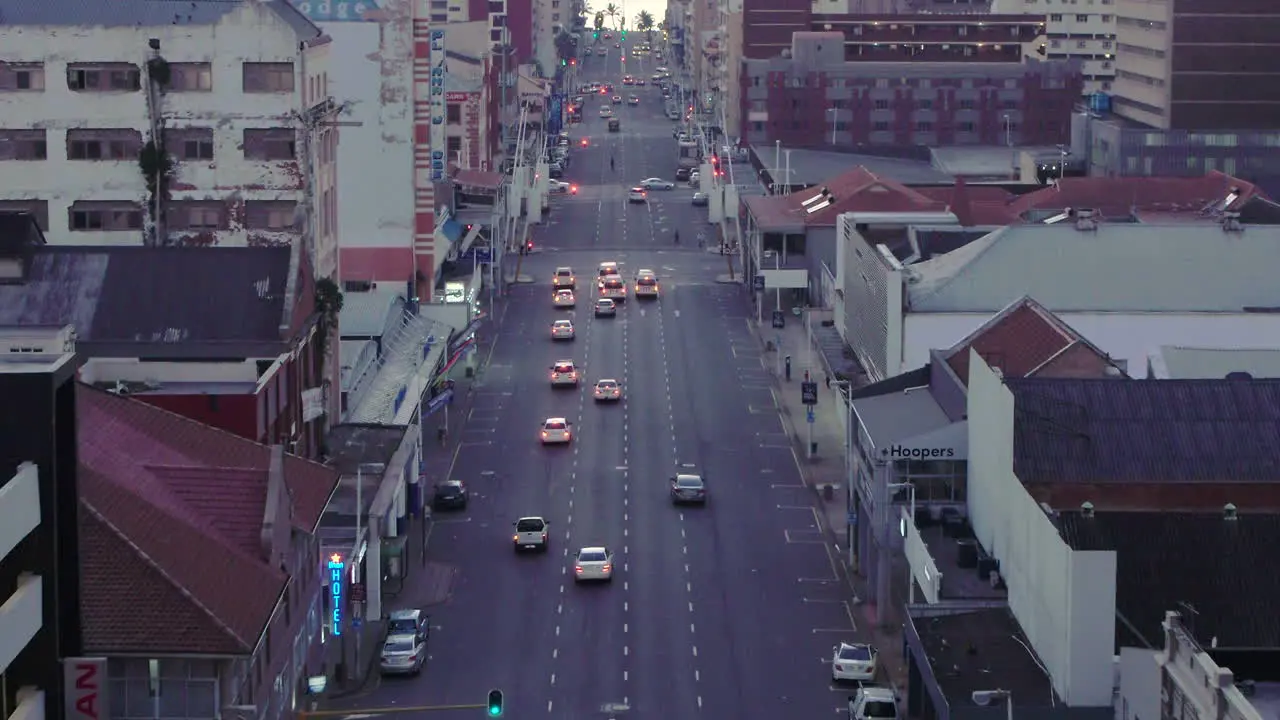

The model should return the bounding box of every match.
[0,0,339,279]
[0,462,44,720]
[533,0,567,77]
[991,0,1116,95]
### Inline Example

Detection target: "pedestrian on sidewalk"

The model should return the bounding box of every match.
[825,374,831,389]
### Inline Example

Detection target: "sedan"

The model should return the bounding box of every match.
[549,361,579,386]
[611,95,623,104]
[635,78,646,86]
[379,633,426,676]
[431,480,468,511]
[594,298,617,317]
[573,547,614,582]
[540,417,573,444]
[596,48,607,56]
[627,96,640,106]
[670,473,707,504]
[549,180,571,194]
[640,178,675,191]
[692,192,709,207]
[598,106,613,118]
[627,187,647,203]
[832,643,878,683]
[593,379,622,401]
[551,319,575,340]
[553,289,576,307]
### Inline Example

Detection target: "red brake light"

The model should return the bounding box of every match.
[575,566,584,573]
[602,564,612,572]
[541,431,549,437]
[570,185,578,194]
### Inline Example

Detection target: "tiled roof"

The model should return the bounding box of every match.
[743,167,953,230]
[1006,378,1280,485]
[1008,171,1262,220]
[943,296,1123,385]
[453,169,505,190]
[0,0,322,37]
[1056,510,1280,650]
[905,223,1280,312]
[0,246,295,359]
[77,384,339,654]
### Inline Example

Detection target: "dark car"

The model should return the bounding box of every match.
[675,167,691,181]
[670,473,707,504]
[431,480,468,511]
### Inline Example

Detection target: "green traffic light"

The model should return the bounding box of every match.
[486,689,504,717]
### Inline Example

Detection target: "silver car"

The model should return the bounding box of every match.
[379,633,426,675]
[573,547,614,582]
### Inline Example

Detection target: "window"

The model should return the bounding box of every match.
[242,62,295,93]
[245,200,298,230]
[872,121,889,131]
[874,99,889,110]
[169,201,228,230]
[916,121,933,132]
[1050,13,1063,21]
[166,127,215,161]
[67,63,141,91]
[0,62,45,91]
[958,99,974,110]
[0,200,49,230]
[447,136,463,157]
[69,201,143,231]
[0,130,48,160]
[67,129,143,160]
[490,28,503,42]
[917,99,933,110]
[169,62,213,91]
[243,128,296,160]
[489,0,503,11]
[958,121,976,132]
[447,103,462,124]
[1076,13,1088,21]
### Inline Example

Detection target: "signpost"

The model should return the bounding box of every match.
[802,380,818,459]
[754,274,765,292]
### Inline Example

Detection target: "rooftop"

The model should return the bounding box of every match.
[1148,347,1280,380]
[325,423,406,475]
[1007,171,1262,221]
[0,0,322,38]
[906,223,1280,313]
[910,607,1057,706]
[1006,378,1280,485]
[942,296,1125,385]
[0,246,300,359]
[1055,509,1280,650]
[917,525,1006,601]
[76,383,338,655]
[850,386,952,449]
[750,145,954,188]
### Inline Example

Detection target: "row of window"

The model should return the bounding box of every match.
[751,75,1026,90]
[0,127,322,162]
[0,199,300,233]
[0,61,296,94]
[752,97,1024,112]
[1047,13,1114,22]
[750,120,1007,134]
[1116,68,1165,88]
[1026,0,1114,4]
[843,23,1031,38]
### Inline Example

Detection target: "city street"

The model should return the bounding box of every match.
[326,36,865,720]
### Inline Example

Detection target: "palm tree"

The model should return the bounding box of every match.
[635,10,654,40]
[604,2,620,30]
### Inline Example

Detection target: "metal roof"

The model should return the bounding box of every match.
[851,386,951,449]
[339,290,407,338]
[0,0,322,37]
[906,224,1280,312]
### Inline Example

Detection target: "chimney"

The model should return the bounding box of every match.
[1221,211,1244,233]
[1072,207,1098,232]
[1080,501,1095,517]
[1223,502,1238,520]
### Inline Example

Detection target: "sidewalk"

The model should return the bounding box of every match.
[750,311,910,701]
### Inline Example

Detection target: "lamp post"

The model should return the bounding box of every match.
[827,107,838,145]
[888,481,917,604]
[834,379,857,575]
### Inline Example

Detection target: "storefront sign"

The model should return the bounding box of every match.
[446,92,471,102]
[291,0,383,21]
[64,658,108,720]
[887,444,956,459]
[429,28,447,181]
[328,553,345,636]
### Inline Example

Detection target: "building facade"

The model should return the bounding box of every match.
[991,0,1117,95]
[740,34,1082,148]
[0,332,82,720]
[812,13,1046,63]
[0,1,339,279]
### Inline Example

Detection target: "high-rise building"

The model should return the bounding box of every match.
[991,0,1117,95]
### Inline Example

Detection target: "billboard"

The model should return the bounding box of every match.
[429,27,447,182]
[289,0,384,21]
[64,658,109,720]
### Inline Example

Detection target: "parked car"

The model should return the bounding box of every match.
[431,480,468,511]
[692,192,709,207]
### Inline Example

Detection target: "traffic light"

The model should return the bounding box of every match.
[561,58,567,66]
[487,689,504,717]
[593,31,599,39]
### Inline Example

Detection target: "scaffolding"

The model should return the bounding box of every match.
[345,309,450,425]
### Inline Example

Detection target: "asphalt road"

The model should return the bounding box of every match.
[330,36,864,720]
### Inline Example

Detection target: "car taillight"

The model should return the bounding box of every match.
[575,566,584,573]
[602,564,612,572]
[541,431,548,438]
[513,534,519,541]
[542,532,548,540]
[570,372,577,378]
[564,430,571,438]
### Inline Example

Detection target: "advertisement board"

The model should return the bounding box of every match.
[429,27,447,182]
[63,658,108,720]
[289,0,383,21]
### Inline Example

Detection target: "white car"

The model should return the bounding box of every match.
[553,266,576,289]
[549,180,571,194]
[634,271,659,297]
[549,360,579,386]
[611,95,623,104]
[598,274,626,300]
[627,187,647,203]
[599,106,613,118]
[378,633,426,676]
[640,178,675,190]
[539,417,573,444]
[597,261,620,279]
[594,298,617,317]
[849,686,899,720]
[513,516,550,551]
[551,319,575,340]
[553,289,576,307]
[573,547,614,582]
[832,642,878,683]
[627,96,640,106]
[593,379,622,401]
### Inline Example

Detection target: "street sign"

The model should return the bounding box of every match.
[771,310,785,328]
[473,248,492,262]
[807,407,815,424]
[847,512,858,527]
[754,274,765,291]
[801,381,818,405]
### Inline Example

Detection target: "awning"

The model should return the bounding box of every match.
[442,219,464,244]
[851,389,955,455]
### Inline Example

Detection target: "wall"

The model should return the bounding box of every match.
[0,5,321,249]
[741,0,810,60]
[966,351,1116,707]
[991,0,1116,94]
[136,393,258,442]
[839,220,900,381]
[327,17,415,284]
[904,312,1280,381]
[1117,647,1160,720]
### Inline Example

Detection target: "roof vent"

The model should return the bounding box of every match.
[1223,503,1238,520]
[1072,208,1098,232]
[1226,371,1254,381]
[1221,211,1244,233]
[1081,501,1095,517]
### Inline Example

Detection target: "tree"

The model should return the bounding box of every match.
[604,2,619,29]
[635,10,654,39]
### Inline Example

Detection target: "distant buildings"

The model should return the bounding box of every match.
[992,0,1118,95]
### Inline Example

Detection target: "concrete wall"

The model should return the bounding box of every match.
[838,220,901,381]
[904,312,1280,380]
[966,351,1116,707]
[0,5,330,256]
[1117,647,1161,720]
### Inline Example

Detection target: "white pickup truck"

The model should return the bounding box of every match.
[513,517,550,552]
[849,686,899,720]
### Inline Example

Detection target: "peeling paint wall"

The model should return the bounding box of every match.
[325,17,416,284]
[0,4,327,251]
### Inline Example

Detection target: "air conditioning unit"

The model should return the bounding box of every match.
[0,325,76,355]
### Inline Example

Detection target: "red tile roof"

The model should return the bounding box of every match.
[1008,171,1263,219]
[943,296,1124,385]
[453,168,505,189]
[76,384,340,655]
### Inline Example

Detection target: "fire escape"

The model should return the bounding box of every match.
[143,39,168,245]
